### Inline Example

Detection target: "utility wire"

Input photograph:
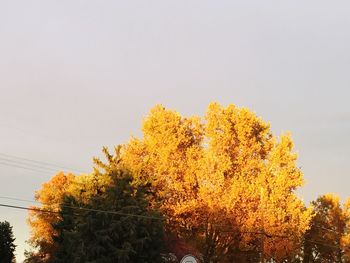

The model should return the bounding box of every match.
[0,196,41,205]
[0,201,344,250]
[0,157,60,171]
[0,153,86,173]
[0,159,58,173]
[0,161,55,174]
[0,201,162,220]
[0,198,344,251]
[0,196,345,235]
[0,203,60,214]
[1,155,344,253]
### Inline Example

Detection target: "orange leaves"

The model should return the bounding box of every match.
[27,102,319,262]
[35,172,75,205]
[304,193,350,262]
[121,102,312,261]
[27,171,112,258]
[27,172,75,259]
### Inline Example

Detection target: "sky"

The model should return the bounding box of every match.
[0,1,350,261]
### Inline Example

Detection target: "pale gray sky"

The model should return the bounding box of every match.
[0,1,350,261]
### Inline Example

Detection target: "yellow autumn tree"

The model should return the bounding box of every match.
[26,172,75,262]
[303,194,350,263]
[121,102,312,262]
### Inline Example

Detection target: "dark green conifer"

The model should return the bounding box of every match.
[53,170,165,263]
[0,221,16,263]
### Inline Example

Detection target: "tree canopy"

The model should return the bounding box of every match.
[121,103,312,262]
[52,171,165,263]
[25,102,350,262]
[302,194,350,263]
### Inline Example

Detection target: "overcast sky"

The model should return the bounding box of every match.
[1,1,350,261]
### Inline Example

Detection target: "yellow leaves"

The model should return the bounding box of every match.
[26,102,350,262]
[205,102,272,160]
[123,105,205,205]
[196,150,228,205]
[67,173,112,204]
[28,172,75,250]
[35,172,75,205]
[120,102,312,261]
[142,105,202,153]
[307,193,350,262]
[27,170,113,254]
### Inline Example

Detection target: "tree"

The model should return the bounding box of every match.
[52,170,165,263]
[26,168,113,262]
[0,221,16,263]
[302,194,350,263]
[121,102,312,262]
[341,198,350,262]
[26,102,314,262]
[26,172,75,262]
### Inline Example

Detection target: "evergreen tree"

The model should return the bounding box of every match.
[0,221,16,263]
[52,171,165,263]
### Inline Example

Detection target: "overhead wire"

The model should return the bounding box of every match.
[0,154,346,252]
[0,152,87,174]
[0,161,55,174]
[0,203,60,214]
[0,200,345,250]
[0,196,163,220]
[0,195,346,234]
[0,196,41,205]
[0,201,162,220]
[0,157,60,172]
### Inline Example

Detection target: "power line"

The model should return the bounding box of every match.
[0,160,58,174]
[0,157,59,171]
[0,196,344,235]
[0,153,86,174]
[0,203,60,214]
[0,201,344,251]
[0,201,162,220]
[0,161,55,174]
[0,196,41,205]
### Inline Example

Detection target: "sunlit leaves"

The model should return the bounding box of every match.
[121,102,312,262]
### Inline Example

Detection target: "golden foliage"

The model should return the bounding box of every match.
[27,169,113,260]
[121,102,312,261]
[304,193,350,262]
[27,172,75,259]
